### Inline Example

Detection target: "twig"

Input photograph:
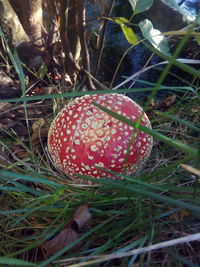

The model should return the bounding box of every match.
[181,164,200,177]
[59,1,80,83]
[178,0,186,6]
[83,70,109,90]
[94,0,115,78]
[77,0,95,90]
[55,232,200,266]
[111,58,200,91]
[46,0,59,49]
[109,45,133,89]
[128,53,154,89]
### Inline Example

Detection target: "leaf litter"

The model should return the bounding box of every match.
[41,204,92,256]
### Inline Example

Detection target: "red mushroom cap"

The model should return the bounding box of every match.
[48,93,153,179]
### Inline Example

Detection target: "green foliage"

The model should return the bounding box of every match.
[0,27,26,93]
[139,19,170,55]
[111,3,170,56]
[0,257,37,266]
[154,111,200,133]
[113,17,139,45]
[194,34,200,46]
[38,62,48,80]
[128,0,153,15]
[165,0,183,13]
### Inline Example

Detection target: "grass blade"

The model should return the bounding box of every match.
[154,111,200,133]
[0,170,62,188]
[0,257,36,266]
[92,101,198,158]
[75,174,200,213]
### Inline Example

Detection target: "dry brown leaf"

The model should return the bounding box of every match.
[41,204,92,257]
[164,95,176,107]
[0,118,29,136]
[15,149,30,159]
[149,95,176,111]
[32,118,45,132]
[0,102,12,113]
[73,204,92,230]
[40,86,53,95]
[31,127,49,152]
[42,227,78,256]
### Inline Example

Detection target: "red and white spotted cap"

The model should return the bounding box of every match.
[48,93,153,179]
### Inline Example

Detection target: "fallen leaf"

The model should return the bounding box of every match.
[31,127,49,152]
[42,227,78,256]
[31,118,50,153]
[32,87,41,95]
[32,118,45,132]
[0,103,12,113]
[0,119,29,136]
[149,95,176,111]
[41,204,92,256]
[15,148,30,159]
[73,204,92,230]
[40,87,53,95]
[165,95,176,107]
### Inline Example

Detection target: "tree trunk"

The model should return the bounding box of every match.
[60,0,81,85]
[10,0,44,46]
[0,0,29,46]
[67,1,81,62]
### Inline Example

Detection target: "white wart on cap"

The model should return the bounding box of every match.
[48,93,153,179]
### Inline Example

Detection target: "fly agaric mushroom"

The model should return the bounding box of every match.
[48,93,153,179]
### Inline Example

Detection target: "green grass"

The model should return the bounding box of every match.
[0,90,199,266]
[0,14,200,267]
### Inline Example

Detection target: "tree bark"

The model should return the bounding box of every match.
[77,0,95,90]
[60,1,80,84]
[10,0,44,46]
[0,0,29,46]
[67,1,81,62]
